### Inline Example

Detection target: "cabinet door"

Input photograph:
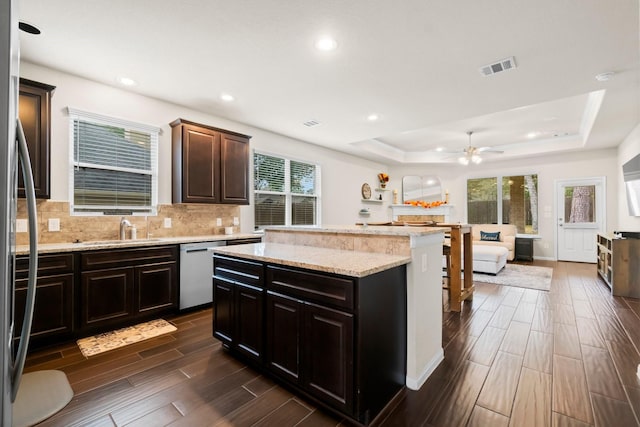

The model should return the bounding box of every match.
[213,276,234,345]
[235,282,263,362]
[81,267,135,330]
[266,291,302,383]
[303,302,354,414]
[136,261,177,316]
[182,125,220,203]
[18,79,55,199]
[220,133,249,205]
[14,273,73,341]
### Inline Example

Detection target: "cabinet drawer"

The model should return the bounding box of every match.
[267,265,354,310]
[214,255,263,287]
[81,246,177,270]
[16,253,74,278]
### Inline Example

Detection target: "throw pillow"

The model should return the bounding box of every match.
[480,231,501,242]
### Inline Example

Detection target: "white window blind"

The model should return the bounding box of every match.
[254,152,320,229]
[68,108,159,215]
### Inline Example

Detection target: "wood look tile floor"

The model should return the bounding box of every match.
[24,261,640,426]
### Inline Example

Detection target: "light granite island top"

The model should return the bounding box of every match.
[211,242,411,277]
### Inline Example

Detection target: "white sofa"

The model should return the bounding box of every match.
[471,224,517,261]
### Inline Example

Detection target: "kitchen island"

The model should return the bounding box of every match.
[211,224,448,424]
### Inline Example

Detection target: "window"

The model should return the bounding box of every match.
[68,108,159,215]
[467,174,538,234]
[254,152,320,229]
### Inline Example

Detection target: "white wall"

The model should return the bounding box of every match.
[20,62,388,232]
[617,123,640,230]
[390,148,619,260]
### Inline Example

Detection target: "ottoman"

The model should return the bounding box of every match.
[472,245,508,274]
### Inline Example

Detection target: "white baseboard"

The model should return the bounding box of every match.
[533,256,556,261]
[406,348,444,391]
[637,364,640,381]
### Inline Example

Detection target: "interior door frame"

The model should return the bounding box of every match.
[554,176,606,262]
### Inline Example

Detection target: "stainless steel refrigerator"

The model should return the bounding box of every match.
[2,1,72,426]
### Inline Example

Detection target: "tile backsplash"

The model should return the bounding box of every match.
[16,200,240,245]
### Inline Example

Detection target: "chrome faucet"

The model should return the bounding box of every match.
[119,217,132,240]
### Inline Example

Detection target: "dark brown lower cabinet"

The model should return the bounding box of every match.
[213,254,406,425]
[137,262,177,314]
[80,246,178,333]
[267,293,354,413]
[14,273,74,344]
[81,267,135,329]
[213,256,264,363]
[14,253,75,348]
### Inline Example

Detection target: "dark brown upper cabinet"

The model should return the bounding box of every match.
[171,118,251,205]
[18,78,55,199]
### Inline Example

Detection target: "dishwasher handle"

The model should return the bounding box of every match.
[185,248,209,254]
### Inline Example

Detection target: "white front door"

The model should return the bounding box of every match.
[556,177,606,263]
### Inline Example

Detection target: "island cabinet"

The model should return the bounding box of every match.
[212,255,265,362]
[171,118,251,205]
[18,78,55,199]
[212,254,407,425]
[14,253,75,348]
[80,246,178,333]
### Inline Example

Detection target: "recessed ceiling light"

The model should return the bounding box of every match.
[435,147,444,152]
[315,36,337,51]
[220,93,235,102]
[117,77,136,86]
[595,72,615,82]
[526,132,540,139]
[367,114,379,122]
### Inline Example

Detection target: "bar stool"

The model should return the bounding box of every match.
[442,243,452,290]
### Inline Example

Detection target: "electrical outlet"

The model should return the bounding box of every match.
[216,218,222,226]
[164,218,172,228]
[233,217,239,226]
[16,219,27,233]
[48,218,60,232]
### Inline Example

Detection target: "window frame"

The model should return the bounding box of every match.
[67,107,160,216]
[466,173,539,236]
[253,150,322,229]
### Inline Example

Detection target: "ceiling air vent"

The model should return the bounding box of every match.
[303,119,320,127]
[479,56,517,77]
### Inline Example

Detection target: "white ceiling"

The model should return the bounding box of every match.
[18,0,640,165]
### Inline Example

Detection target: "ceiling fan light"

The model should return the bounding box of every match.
[472,155,482,164]
[458,156,469,165]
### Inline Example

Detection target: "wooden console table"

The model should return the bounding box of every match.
[441,224,474,312]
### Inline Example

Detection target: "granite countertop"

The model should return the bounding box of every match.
[264,224,450,236]
[212,242,411,278]
[16,233,263,255]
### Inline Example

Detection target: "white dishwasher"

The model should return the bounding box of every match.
[179,241,226,310]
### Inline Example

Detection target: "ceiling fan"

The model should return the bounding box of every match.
[456,131,503,165]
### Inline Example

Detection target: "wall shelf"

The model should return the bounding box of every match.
[361,199,383,204]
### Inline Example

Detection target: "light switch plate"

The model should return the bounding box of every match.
[16,219,27,233]
[164,218,172,228]
[48,218,60,232]
[233,217,239,226]
[216,218,222,226]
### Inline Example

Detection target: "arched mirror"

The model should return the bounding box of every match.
[402,175,442,203]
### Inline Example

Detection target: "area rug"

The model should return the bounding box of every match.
[473,264,553,291]
[77,319,177,357]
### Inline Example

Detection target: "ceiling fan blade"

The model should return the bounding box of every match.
[477,147,504,154]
